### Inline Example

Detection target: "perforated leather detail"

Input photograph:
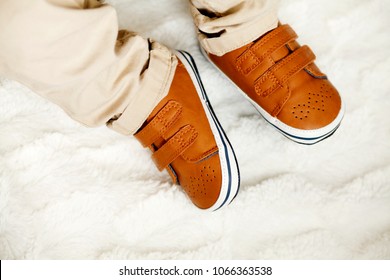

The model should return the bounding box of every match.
[291,81,338,122]
[183,165,217,200]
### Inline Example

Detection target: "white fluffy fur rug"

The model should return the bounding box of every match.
[1,0,390,260]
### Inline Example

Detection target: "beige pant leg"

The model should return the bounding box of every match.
[189,0,280,56]
[0,0,177,135]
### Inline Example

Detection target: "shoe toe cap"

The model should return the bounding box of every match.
[278,79,342,130]
[173,153,223,210]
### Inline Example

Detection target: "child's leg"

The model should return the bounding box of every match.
[0,0,240,210]
[0,0,177,135]
[189,0,280,56]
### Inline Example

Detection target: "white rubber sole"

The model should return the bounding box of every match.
[200,46,345,145]
[175,50,240,211]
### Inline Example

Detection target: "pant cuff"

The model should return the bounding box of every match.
[108,41,178,135]
[197,10,278,56]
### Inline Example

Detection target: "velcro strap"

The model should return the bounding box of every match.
[236,24,297,75]
[152,125,198,171]
[254,45,316,97]
[134,100,182,147]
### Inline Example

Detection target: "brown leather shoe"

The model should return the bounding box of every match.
[135,51,240,210]
[201,24,345,145]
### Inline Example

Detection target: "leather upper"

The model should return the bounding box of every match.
[207,24,342,130]
[135,62,222,209]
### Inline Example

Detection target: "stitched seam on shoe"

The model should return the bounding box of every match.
[137,101,182,146]
[236,49,261,75]
[236,26,297,76]
[154,102,182,137]
[254,32,293,56]
[280,50,314,84]
[174,127,197,148]
[255,71,282,97]
[154,126,198,170]
[255,47,312,96]
[274,47,312,79]
[235,27,286,70]
[164,129,198,165]
[253,25,287,51]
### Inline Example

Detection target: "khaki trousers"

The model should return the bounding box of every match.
[0,0,279,135]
